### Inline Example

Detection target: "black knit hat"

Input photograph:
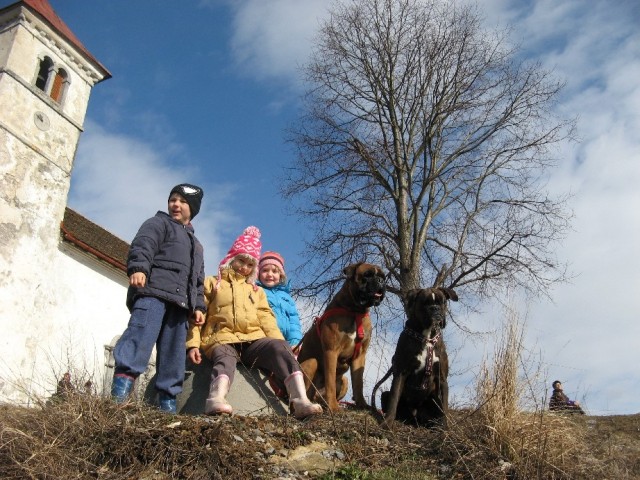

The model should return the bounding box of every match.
[169,183,204,219]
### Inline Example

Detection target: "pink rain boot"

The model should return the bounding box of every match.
[204,374,233,415]
[285,371,323,419]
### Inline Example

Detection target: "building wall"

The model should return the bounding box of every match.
[0,2,111,404]
[0,130,73,403]
[0,3,103,127]
[0,240,131,404]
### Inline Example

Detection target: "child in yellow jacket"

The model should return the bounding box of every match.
[186,226,321,419]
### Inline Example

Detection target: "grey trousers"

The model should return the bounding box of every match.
[209,337,299,391]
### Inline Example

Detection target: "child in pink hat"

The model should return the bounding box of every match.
[186,226,322,419]
[214,226,262,290]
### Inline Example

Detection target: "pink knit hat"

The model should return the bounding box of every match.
[216,226,262,289]
[259,251,286,283]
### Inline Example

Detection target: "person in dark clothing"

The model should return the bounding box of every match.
[549,380,585,414]
[111,183,206,414]
[56,372,74,397]
[47,372,74,406]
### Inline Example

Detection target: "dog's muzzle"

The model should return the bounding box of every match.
[425,306,445,326]
[363,277,386,306]
[420,304,448,331]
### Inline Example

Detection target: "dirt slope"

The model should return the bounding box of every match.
[0,397,638,479]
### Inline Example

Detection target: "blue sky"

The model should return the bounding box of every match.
[45,0,639,415]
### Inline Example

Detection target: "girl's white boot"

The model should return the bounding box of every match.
[205,374,233,415]
[285,371,323,419]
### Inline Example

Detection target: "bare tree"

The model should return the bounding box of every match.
[284,0,574,312]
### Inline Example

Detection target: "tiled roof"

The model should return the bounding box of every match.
[60,208,129,272]
[2,0,111,80]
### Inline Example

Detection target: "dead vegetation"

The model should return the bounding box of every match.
[435,316,640,479]
[0,391,638,479]
[2,317,638,479]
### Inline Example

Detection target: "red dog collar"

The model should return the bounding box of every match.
[314,307,367,360]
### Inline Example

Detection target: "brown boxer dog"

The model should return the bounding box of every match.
[372,287,458,428]
[297,263,386,412]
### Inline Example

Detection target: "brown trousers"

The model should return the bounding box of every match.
[209,337,299,391]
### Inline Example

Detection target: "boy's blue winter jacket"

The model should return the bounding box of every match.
[257,280,303,346]
[126,211,205,313]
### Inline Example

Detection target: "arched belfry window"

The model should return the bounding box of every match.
[34,57,70,105]
[35,56,54,91]
[50,68,68,103]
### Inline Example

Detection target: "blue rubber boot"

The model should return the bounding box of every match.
[158,392,177,414]
[111,374,134,404]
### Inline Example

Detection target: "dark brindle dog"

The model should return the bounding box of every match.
[372,287,458,428]
[297,263,386,412]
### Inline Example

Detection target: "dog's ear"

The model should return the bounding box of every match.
[343,263,360,279]
[404,288,422,310]
[440,287,458,302]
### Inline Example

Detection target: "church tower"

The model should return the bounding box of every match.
[0,0,110,399]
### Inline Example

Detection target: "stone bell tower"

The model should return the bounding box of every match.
[0,0,110,398]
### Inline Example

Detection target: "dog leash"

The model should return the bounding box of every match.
[401,327,441,389]
[314,308,367,360]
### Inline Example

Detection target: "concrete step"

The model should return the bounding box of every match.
[143,357,289,416]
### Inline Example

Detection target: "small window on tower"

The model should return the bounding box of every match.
[50,68,68,103]
[35,56,54,91]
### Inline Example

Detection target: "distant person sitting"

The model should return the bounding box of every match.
[56,372,74,397]
[47,372,74,405]
[549,380,585,414]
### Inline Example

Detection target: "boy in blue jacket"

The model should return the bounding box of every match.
[111,183,206,413]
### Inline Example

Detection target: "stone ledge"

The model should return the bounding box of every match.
[143,357,289,416]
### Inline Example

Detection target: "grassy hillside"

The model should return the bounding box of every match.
[4,319,636,478]
[1,395,638,479]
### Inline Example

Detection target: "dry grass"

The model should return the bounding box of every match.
[0,391,638,479]
[0,394,228,479]
[0,394,443,479]
[1,316,638,479]
[435,315,639,479]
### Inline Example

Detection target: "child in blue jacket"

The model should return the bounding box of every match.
[257,251,303,350]
[111,183,206,413]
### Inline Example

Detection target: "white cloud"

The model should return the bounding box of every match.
[226,0,329,84]
[67,121,234,269]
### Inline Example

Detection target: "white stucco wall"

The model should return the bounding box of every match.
[0,2,114,406]
[0,241,130,405]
